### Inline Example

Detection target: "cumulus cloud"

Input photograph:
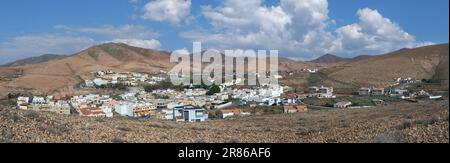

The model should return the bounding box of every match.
[142,0,192,25]
[55,25,163,50]
[55,25,158,40]
[108,39,161,49]
[0,24,165,64]
[181,0,433,60]
[329,8,432,56]
[0,34,95,64]
[181,0,336,59]
[172,48,190,55]
[183,0,293,50]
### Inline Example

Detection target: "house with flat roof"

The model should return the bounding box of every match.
[283,105,308,114]
[359,87,371,96]
[334,101,352,108]
[371,88,385,96]
[173,105,208,122]
[309,86,334,98]
[359,87,385,96]
[220,108,250,119]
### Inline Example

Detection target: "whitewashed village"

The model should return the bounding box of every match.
[15,69,444,123]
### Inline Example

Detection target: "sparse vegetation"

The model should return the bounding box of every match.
[95,117,106,122]
[194,139,206,143]
[148,122,173,129]
[43,123,71,135]
[303,96,401,107]
[0,131,14,143]
[95,83,127,91]
[24,110,39,119]
[88,51,99,60]
[0,96,448,143]
[117,126,132,132]
[144,79,184,92]
[414,114,440,126]
[430,114,440,124]
[112,138,127,143]
[397,120,413,130]
[10,113,20,122]
[100,44,124,60]
[227,138,241,143]
[81,124,92,131]
[374,130,404,143]
[191,126,206,131]
[296,127,311,135]
[206,84,221,95]
[422,78,440,84]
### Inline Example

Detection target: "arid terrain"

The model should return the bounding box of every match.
[0,43,175,98]
[0,42,448,143]
[326,44,449,87]
[0,43,448,98]
[1,98,448,143]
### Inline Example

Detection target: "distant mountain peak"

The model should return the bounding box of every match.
[1,54,67,67]
[310,53,349,63]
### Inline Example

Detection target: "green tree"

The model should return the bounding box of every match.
[206,84,221,95]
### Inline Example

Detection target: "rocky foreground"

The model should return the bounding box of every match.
[0,99,448,143]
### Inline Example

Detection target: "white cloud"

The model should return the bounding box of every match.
[172,48,190,55]
[0,34,95,64]
[182,0,335,59]
[331,8,434,56]
[55,25,158,40]
[142,0,192,25]
[108,39,161,50]
[181,0,432,60]
[55,24,164,50]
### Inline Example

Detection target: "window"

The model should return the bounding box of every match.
[196,111,203,117]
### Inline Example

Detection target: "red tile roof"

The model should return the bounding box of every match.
[79,108,105,116]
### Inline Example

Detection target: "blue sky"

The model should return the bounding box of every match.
[0,0,448,64]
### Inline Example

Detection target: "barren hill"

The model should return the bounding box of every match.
[310,53,349,64]
[0,43,174,98]
[1,54,68,67]
[1,43,448,98]
[0,43,313,98]
[433,53,449,90]
[325,44,449,87]
[278,57,317,71]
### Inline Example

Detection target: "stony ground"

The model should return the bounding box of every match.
[0,99,448,143]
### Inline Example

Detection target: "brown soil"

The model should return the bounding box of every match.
[1,99,448,143]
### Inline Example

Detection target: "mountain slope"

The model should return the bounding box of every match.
[1,43,448,98]
[433,53,449,90]
[0,43,175,98]
[326,44,449,87]
[310,54,349,64]
[2,54,68,67]
[351,55,374,61]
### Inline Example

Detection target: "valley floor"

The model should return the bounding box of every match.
[0,99,448,143]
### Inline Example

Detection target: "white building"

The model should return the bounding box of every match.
[32,96,46,104]
[101,105,114,118]
[85,80,94,87]
[173,105,208,122]
[93,78,107,86]
[334,101,352,108]
[309,86,334,98]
